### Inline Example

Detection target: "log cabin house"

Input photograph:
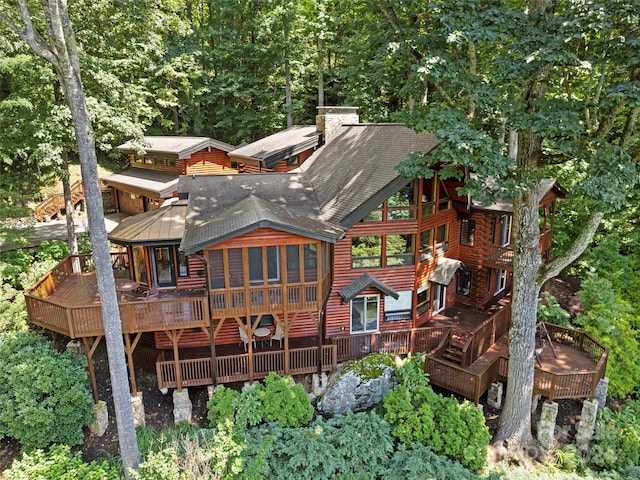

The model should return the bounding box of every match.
[25,107,607,406]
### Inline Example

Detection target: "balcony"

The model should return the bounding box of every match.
[485,229,554,271]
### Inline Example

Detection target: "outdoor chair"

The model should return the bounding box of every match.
[238,326,255,351]
[271,322,285,347]
[87,283,100,301]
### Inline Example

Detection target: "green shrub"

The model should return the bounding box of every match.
[3,444,120,480]
[207,385,240,428]
[35,240,70,262]
[0,283,27,333]
[590,401,640,470]
[208,374,313,429]
[256,372,313,428]
[0,332,94,449]
[381,443,483,480]
[394,352,428,389]
[382,384,490,470]
[538,293,571,327]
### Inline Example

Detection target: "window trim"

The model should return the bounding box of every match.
[460,218,476,247]
[433,284,446,313]
[495,269,507,294]
[350,295,380,334]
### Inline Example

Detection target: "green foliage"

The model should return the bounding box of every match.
[590,401,640,471]
[249,411,394,479]
[256,372,313,428]
[342,352,396,381]
[537,293,571,327]
[0,331,94,449]
[3,444,120,480]
[574,276,640,397]
[0,248,33,288]
[382,384,490,470]
[207,385,240,428]
[0,282,27,333]
[207,373,313,430]
[35,240,70,262]
[394,353,428,389]
[382,443,483,480]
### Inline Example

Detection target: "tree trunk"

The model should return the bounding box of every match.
[61,149,78,256]
[495,183,542,448]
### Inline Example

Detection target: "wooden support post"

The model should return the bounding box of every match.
[81,336,103,403]
[124,332,143,396]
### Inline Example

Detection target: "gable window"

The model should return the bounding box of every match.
[351,295,379,333]
[417,284,431,316]
[495,269,507,294]
[433,284,446,312]
[384,290,412,322]
[435,223,449,254]
[352,236,382,268]
[386,234,415,266]
[387,182,417,221]
[499,215,512,247]
[456,269,471,296]
[421,177,436,217]
[460,219,476,247]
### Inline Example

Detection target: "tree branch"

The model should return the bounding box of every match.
[538,209,604,284]
[0,1,59,66]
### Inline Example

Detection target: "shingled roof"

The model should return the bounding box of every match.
[102,168,179,198]
[178,123,440,253]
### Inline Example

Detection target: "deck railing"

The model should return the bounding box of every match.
[426,322,608,404]
[34,180,84,222]
[461,304,511,366]
[332,326,450,363]
[156,345,337,389]
[209,282,318,318]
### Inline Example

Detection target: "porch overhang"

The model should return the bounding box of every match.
[429,258,464,286]
[102,168,179,198]
[339,273,399,303]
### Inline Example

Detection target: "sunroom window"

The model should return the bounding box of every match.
[351,295,379,333]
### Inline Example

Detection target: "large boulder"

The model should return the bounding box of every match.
[317,355,396,415]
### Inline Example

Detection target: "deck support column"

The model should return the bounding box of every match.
[131,392,145,427]
[576,399,598,451]
[537,401,558,450]
[594,377,609,411]
[173,388,192,424]
[488,382,503,409]
[81,336,103,403]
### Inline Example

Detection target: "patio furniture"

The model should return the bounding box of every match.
[238,326,255,351]
[254,327,271,347]
[271,322,285,347]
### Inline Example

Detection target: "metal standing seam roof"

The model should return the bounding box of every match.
[108,201,187,244]
[228,126,322,168]
[118,136,237,158]
[101,168,179,198]
[429,257,465,286]
[339,273,400,303]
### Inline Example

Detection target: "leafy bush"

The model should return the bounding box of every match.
[574,275,640,397]
[35,240,70,262]
[0,248,33,288]
[382,384,490,470]
[538,293,571,327]
[382,443,483,480]
[207,385,240,427]
[394,352,428,388]
[0,283,27,333]
[3,444,120,480]
[0,332,94,449]
[207,373,313,429]
[589,400,640,471]
[256,372,313,428]
[248,411,394,479]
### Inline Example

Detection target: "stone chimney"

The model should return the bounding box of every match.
[316,106,359,144]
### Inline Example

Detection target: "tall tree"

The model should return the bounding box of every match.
[0,1,140,476]
[376,0,639,451]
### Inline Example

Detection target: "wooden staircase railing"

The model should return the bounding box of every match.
[35,180,84,222]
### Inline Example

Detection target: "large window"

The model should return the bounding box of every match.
[249,246,280,284]
[417,284,431,316]
[460,219,476,247]
[456,269,471,296]
[363,182,417,222]
[132,246,148,286]
[351,295,379,333]
[352,236,382,268]
[499,215,512,247]
[152,246,176,287]
[420,229,434,262]
[435,223,449,254]
[384,290,412,322]
[386,234,415,266]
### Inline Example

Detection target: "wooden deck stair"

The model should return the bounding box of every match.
[35,180,84,222]
[442,330,468,365]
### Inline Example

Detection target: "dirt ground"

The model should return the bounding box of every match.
[0,274,595,472]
